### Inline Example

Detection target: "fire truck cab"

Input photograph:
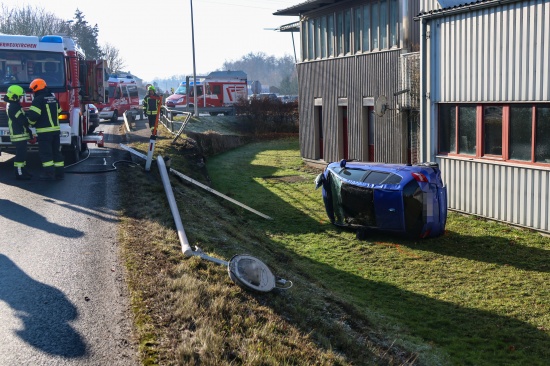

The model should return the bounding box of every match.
[98,75,142,122]
[0,34,105,163]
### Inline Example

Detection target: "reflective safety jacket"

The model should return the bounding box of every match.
[5,100,30,142]
[143,93,160,116]
[26,89,61,134]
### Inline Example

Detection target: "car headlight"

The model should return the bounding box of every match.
[176,98,184,103]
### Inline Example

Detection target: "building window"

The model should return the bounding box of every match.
[459,105,477,155]
[307,19,314,60]
[535,107,550,163]
[362,6,371,51]
[439,103,550,165]
[321,16,327,58]
[354,7,362,53]
[509,106,532,161]
[380,0,388,49]
[483,106,502,156]
[344,9,351,54]
[302,2,401,61]
[390,0,399,47]
[315,18,321,59]
[328,15,335,57]
[371,2,380,50]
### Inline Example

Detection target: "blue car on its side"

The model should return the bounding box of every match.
[315,160,448,239]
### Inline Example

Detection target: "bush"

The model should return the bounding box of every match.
[234,97,298,135]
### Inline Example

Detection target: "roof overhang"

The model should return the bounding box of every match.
[415,0,522,20]
[273,0,339,16]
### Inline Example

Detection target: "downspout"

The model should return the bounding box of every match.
[419,16,428,162]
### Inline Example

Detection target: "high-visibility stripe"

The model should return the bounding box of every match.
[29,105,42,114]
[54,161,64,167]
[14,161,25,168]
[36,126,60,133]
[43,160,54,167]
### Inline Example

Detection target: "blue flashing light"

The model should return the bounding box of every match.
[40,35,63,43]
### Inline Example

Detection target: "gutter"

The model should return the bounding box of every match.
[415,0,522,21]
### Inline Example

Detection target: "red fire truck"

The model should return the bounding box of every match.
[165,70,247,116]
[97,75,142,122]
[0,34,105,163]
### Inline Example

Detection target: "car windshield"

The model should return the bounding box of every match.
[174,85,186,94]
[0,50,65,89]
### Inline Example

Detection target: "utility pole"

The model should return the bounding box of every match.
[190,0,198,117]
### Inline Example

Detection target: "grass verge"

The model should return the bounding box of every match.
[118,126,550,365]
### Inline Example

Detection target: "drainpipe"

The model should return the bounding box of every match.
[419,17,428,162]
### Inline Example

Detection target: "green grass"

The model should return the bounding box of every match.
[120,129,550,365]
[205,137,550,366]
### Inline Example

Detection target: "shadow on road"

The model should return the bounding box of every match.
[0,199,84,238]
[0,254,87,357]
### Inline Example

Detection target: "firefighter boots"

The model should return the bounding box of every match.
[14,167,31,180]
[38,166,55,181]
[55,167,65,180]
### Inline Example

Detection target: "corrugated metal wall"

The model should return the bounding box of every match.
[439,157,550,231]
[433,0,550,102]
[426,0,550,232]
[297,50,407,164]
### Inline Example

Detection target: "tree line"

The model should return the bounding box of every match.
[1,5,298,94]
[0,5,125,74]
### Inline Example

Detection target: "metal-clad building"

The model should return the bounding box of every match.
[275,0,422,165]
[418,0,550,232]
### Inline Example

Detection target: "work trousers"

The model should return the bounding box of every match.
[37,131,63,169]
[147,114,157,129]
[12,140,28,168]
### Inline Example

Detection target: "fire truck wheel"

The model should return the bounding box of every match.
[63,136,81,165]
[111,110,118,122]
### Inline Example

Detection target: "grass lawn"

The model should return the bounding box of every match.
[121,130,550,365]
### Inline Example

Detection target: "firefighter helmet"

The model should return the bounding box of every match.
[30,78,47,92]
[6,85,25,101]
[147,85,155,91]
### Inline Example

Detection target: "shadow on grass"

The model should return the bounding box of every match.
[401,230,550,273]
[202,138,549,364]
[283,250,550,365]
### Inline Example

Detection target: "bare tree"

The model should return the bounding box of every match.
[101,43,126,74]
[0,4,68,36]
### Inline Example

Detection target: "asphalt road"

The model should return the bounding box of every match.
[0,120,138,365]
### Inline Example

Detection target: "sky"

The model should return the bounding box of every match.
[19,0,301,82]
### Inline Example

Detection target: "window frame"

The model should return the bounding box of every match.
[438,103,550,166]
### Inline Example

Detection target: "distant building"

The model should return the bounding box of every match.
[275,0,421,165]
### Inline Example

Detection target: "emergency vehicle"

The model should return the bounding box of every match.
[98,75,142,122]
[0,34,105,163]
[165,70,247,116]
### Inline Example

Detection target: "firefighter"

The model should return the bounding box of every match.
[143,85,160,131]
[2,85,34,180]
[26,78,64,181]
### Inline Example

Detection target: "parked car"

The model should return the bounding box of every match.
[86,104,100,130]
[315,160,447,239]
[249,93,279,102]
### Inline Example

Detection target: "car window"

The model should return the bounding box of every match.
[337,168,368,182]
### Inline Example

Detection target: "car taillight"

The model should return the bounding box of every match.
[411,172,428,182]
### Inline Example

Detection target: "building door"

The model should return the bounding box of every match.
[368,108,375,162]
[314,106,323,159]
[339,106,349,160]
